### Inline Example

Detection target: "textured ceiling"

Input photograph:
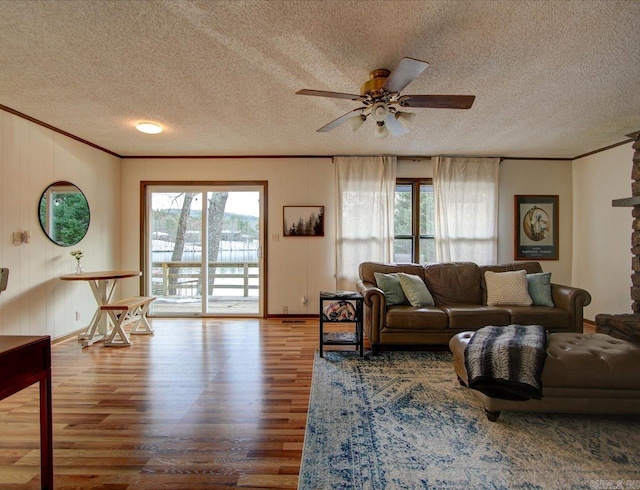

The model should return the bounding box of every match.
[0,0,639,158]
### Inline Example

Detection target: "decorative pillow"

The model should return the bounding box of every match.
[374,272,408,306]
[484,270,533,306]
[398,273,435,307]
[527,272,554,307]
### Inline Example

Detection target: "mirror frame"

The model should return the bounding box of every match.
[38,181,90,247]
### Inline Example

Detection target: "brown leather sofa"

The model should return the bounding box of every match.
[450,331,640,420]
[356,261,591,354]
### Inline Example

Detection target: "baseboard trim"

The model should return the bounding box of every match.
[268,314,319,319]
[52,327,86,344]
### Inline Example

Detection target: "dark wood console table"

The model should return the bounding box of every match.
[0,336,53,489]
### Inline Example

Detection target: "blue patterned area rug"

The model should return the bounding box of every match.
[299,351,640,489]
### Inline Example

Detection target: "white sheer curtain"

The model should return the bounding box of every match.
[335,156,397,290]
[433,157,500,265]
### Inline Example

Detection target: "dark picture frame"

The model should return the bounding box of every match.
[283,206,324,237]
[514,195,559,260]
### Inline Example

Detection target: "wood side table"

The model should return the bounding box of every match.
[0,336,53,489]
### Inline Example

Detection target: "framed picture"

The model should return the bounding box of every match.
[514,195,558,260]
[283,206,324,237]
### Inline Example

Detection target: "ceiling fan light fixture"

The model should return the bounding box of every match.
[296,57,475,135]
[395,111,416,128]
[374,121,388,139]
[371,102,389,122]
[136,122,163,134]
[350,115,366,132]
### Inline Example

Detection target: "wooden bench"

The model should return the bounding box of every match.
[99,296,156,347]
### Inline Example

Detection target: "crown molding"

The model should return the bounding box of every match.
[0,104,121,158]
[1,104,636,161]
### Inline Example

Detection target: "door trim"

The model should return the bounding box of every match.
[140,180,268,318]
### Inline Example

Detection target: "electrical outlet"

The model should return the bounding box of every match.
[283,306,288,314]
[75,311,80,321]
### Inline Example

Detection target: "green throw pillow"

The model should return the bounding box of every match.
[374,272,408,306]
[397,272,435,307]
[527,272,554,307]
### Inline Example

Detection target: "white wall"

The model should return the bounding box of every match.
[397,157,433,178]
[0,110,121,338]
[399,157,574,283]
[5,105,625,329]
[498,159,573,284]
[572,143,634,320]
[120,157,335,316]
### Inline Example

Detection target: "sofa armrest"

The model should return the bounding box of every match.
[551,283,592,332]
[356,279,386,347]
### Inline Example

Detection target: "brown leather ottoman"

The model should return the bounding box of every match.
[449,331,640,421]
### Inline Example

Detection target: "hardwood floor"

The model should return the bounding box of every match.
[0,319,320,489]
[583,320,596,334]
[0,319,595,489]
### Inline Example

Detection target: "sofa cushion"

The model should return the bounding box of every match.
[423,262,482,305]
[502,306,571,331]
[485,270,533,306]
[359,262,425,286]
[479,262,543,276]
[398,273,435,307]
[442,306,511,329]
[374,272,408,306]
[385,305,448,330]
[527,272,554,306]
[543,333,640,389]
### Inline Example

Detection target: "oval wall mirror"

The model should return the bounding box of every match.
[38,181,90,247]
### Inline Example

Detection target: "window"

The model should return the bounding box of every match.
[394,179,435,264]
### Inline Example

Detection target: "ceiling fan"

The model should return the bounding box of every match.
[296,57,475,139]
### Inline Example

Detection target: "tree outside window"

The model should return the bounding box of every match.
[394,179,435,264]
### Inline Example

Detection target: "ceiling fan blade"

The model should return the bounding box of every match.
[317,108,366,132]
[384,113,410,137]
[401,95,476,109]
[296,89,363,101]
[381,57,429,93]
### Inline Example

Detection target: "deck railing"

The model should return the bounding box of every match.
[151,261,259,297]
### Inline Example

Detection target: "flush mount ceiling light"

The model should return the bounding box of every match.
[135,122,163,134]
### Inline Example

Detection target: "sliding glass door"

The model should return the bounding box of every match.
[145,183,265,317]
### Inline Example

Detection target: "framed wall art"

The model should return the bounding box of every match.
[283,205,324,237]
[514,195,558,260]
